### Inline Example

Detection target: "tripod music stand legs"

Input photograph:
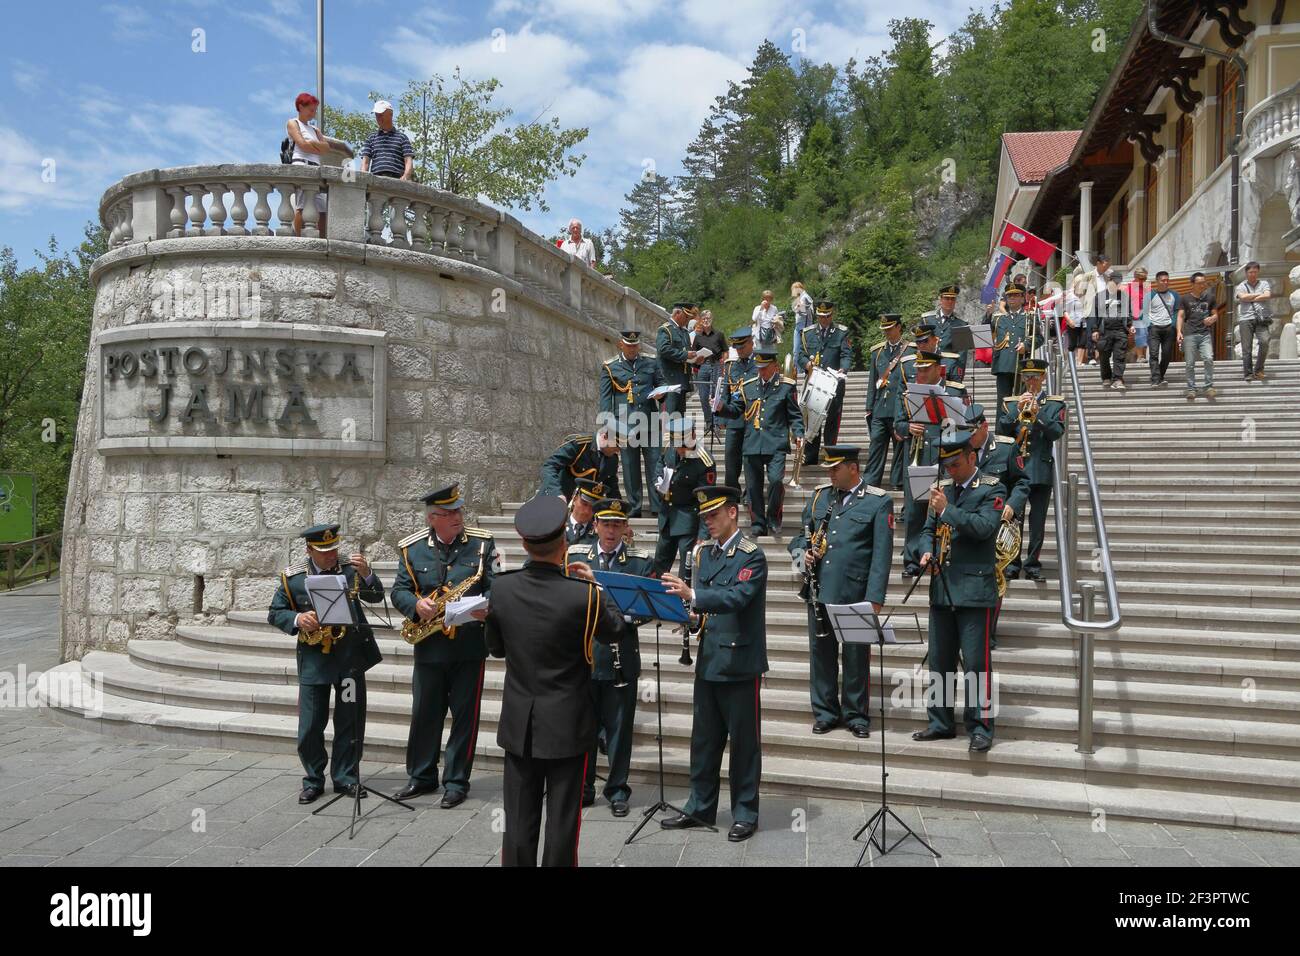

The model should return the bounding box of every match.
[852,634,940,865]
[625,622,717,843]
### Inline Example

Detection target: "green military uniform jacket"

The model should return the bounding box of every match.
[567,542,653,681]
[864,339,908,418]
[392,526,498,665]
[599,353,664,416]
[798,322,853,373]
[655,447,717,538]
[268,560,384,686]
[720,355,756,433]
[997,392,1067,485]
[719,373,805,455]
[923,473,1007,608]
[977,435,1032,516]
[788,482,894,607]
[539,433,621,500]
[691,534,769,682]
[655,320,693,390]
[990,310,1032,374]
[565,516,598,547]
[926,310,970,382]
[892,379,967,466]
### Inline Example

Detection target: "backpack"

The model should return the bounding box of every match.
[280,137,294,164]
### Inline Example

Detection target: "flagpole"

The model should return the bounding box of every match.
[317,0,325,130]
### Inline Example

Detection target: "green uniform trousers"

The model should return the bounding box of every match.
[682,676,762,826]
[924,604,995,741]
[583,679,637,803]
[864,415,902,490]
[744,453,787,535]
[808,610,871,729]
[298,675,365,791]
[406,660,486,794]
[621,443,661,517]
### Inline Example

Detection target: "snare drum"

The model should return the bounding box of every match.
[800,366,841,438]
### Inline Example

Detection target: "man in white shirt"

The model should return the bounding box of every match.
[559,218,596,268]
[1235,260,1272,382]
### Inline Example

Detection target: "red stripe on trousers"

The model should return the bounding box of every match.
[574,752,589,867]
[984,607,991,717]
[754,678,762,747]
[466,661,485,768]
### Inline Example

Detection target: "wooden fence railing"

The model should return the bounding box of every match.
[1,533,60,591]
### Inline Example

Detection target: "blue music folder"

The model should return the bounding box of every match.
[592,571,691,624]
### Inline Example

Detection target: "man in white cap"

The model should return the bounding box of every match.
[360,100,413,180]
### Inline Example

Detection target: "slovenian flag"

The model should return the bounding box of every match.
[980,252,1013,304]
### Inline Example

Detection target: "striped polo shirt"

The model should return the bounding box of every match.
[360,126,413,177]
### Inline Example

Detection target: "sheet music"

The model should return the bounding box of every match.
[654,465,673,494]
[305,575,355,626]
[445,595,489,627]
[647,384,683,400]
[823,602,896,644]
[907,464,939,501]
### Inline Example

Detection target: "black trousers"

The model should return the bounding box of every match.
[297,674,365,790]
[501,749,588,867]
[802,379,845,465]
[1097,328,1128,382]
[1008,484,1052,574]
[724,428,744,488]
[1148,325,1175,383]
[584,680,637,802]
[405,660,485,793]
[653,532,694,577]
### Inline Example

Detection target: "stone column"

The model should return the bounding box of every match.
[1061,214,1075,269]
[1079,182,1095,267]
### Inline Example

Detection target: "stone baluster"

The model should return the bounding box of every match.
[167,187,188,238]
[428,207,447,253]
[227,183,249,236]
[300,186,321,238]
[388,195,410,249]
[186,185,208,235]
[251,184,273,236]
[119,201,133,245]
[205,184,227,237]
[274,184,295,237]
[106,205,121,246]
[461,219,479,261]
[409,201,430,252]
[366,191,387,244]
[445,212,464,257]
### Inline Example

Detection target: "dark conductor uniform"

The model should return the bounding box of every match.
[267,524,384,801]
[788,447,893,735]
[798,300,853,466]
[655,302,697,417]
[599,329,665,517]
[717,348,803,536]
[719,329,756,488]
[566,498,653,810]
[390,484,498,807]
[652,417,716,576]
[665,486,768,839]
[996,359,1066,580]
[486,495,628,867]
[863,314,909,490]
[989,283,1034,414]
[538,431,621,501]
[915,434,1005,751]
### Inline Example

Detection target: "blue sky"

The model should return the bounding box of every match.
[0,0,978,266]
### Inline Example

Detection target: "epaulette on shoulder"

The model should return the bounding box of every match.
[658,321,673,332]
[946,381,967,391]
[627,546,652,560]
[1047,395,1064,402]
[562,433,589,445]
[697,448,715,467]
[865,485,887,497]
[995,435,1016,444]
[741,375,760,386]
[566,543,591,555]
[980,475,1001,486]
[941,351,960,359]
[870,341,886,352]
[782,376,797,386]
[397,529,427,549]
[604,356,617,366]
[921,309,938,320]
[900,354,916,362]
[738,539,758,553]
[1002,396,1018,406]
[464,527,492,539]
[837,323,848,332]
[284,563,307,577]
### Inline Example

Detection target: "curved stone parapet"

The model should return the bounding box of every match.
[62,164,668,660]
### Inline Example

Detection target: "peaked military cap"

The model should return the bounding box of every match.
[515,495,568,544]
[814,299,834,314]
[594,498,632,521]
[574,478,606,503]
[419,483,463,510]
[1004,281,1027,296]
[728,328,753,343]
[937,431,976,460]
[966,402,987,424]
[939,284,960,297]
[821,445,860,465]
[913,322,938,340]
[695,484,741,515]
[302,523,341,551]
[620,329,641,345]
[879,313,902,329]
[913,349,942,368]
[753,348,778,366]
[1020,357,1048,376]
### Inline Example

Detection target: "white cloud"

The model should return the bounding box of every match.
[487,0,659,34]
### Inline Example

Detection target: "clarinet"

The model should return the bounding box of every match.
[798,496,835,640]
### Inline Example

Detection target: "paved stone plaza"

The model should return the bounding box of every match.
[4,580,1300,867]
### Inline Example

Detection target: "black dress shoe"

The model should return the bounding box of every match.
[902,567,920,579]
[333,784,366,799]
[728,821,757,842]
[1025,568,1043,581]
[1004,569,1021,581]
[850,724,871,739]
[812,720,839,734]
[440,789,467,809]
[611,800,629,818]
[393,782,437,801]
[911,728,956,741]
[969,736,993,753]
[581,792,596,808]
[298,786,324,805]
[660,813,705,830]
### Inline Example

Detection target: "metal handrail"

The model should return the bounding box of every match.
[1043,333,1122,753]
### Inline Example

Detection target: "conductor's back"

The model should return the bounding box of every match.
[485,495,626,866]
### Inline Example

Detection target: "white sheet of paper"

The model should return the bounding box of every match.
[968,325,994,349]
[823,602,897,644]
[692,347,713,363]
[445,595,489,627]
[647,384,683,399]
[904,385,966,425]
[305,575,354,626]
[908,464,940,501]
[654,466,673,495]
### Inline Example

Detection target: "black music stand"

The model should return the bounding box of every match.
[591,572,718,843]
[823,603,939,864]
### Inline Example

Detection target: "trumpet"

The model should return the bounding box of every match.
[1015,393,1040,455]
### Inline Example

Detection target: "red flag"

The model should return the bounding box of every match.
[998,222,1055,266]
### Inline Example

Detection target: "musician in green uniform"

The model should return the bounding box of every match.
[798,300,853,466]
[788,446,893,737]
[989,282,1033,416]
[568,498,653,816]
[652,417,717,576]
[925,284,970,384]
[655,302,698,417]
[913,432,1006,752]
[565,478,604,547]
[661,485,768,842]
[864,313,909,490]
[391,484,499,807]
[893,348,958,577]
[717,347,803,536]
[996,358,1067,581]
[599,329,665,517]
[718,329,756,488]
[539,427,621,501]
[267,524,385,804]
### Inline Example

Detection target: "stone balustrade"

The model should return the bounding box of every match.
[1242,80,1300,163]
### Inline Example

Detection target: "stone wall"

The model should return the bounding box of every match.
[62,170,667,660]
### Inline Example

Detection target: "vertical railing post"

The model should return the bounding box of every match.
[1066,472,1081,589]
[1077,582,1097,754]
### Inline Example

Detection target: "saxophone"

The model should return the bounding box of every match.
[298,562,363,654]
[401,542,487,645]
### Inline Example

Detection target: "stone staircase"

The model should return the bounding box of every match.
[44,360,1300,831]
